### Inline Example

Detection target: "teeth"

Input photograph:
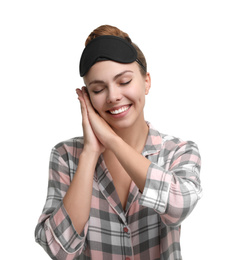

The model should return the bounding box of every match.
[110,106,130,115]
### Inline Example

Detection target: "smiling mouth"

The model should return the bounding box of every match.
[108,105,131,115]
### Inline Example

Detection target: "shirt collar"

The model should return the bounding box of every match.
[142,122,162,156]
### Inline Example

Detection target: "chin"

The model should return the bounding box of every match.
[105,118,130,130]
[109,117,142,131]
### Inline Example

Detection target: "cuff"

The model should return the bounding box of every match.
[48,201,88,254]
[139,162,172,214]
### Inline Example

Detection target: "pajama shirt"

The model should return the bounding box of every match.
[35,123,202,260]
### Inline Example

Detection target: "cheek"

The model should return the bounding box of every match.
[128,86,145,103]
[89,96,98,109]
[89,96,105,113]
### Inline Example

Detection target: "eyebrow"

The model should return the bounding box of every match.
[88,70,133,87]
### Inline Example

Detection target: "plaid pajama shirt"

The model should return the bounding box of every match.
[35,123,202,260]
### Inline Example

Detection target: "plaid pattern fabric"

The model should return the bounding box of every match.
[35,123,202,260]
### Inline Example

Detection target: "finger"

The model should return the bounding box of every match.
[76,89,89,123]
[82,88,95,113]
[80,96,87,117]
[76,88,83,102]
[76,88,88,109]
[76,88,82,95]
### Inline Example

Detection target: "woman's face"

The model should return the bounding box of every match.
[84,61,151,130]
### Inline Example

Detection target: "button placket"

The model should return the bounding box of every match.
[122,225,132,259]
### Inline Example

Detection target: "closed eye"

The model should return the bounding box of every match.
[93,89,104,94]
[120,79,132,86]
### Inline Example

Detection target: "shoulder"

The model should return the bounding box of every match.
[51,136,84,161]
[147,122,199,152]
[54,136,84,150]
[148,124,201,169]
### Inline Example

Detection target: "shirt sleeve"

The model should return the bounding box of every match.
[139,139,202,227]
[35,145,88,259]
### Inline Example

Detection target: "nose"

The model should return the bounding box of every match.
[106,86,122,103]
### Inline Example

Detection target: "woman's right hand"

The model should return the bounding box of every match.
[76,88,105,155]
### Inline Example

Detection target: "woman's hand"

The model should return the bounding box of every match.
[76,87,118,150]
[76,88,105,155]
[77,87,150,192]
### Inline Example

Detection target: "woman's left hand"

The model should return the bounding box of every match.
[76,87,118,149]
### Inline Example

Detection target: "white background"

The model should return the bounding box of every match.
[1,0,243,259]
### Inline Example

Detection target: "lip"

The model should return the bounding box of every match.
[106,104,132,118]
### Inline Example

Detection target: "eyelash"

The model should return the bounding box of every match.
[92,79,132,94]
[93,89,103,94]
[120,79,132,86]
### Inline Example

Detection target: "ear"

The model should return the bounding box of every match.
[144,72,151,95]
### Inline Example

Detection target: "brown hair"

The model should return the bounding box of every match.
[85,25,147,76]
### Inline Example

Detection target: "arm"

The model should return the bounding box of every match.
[35,90,104,259]
[139,139,202,226]
[104,134,202,227]
[63,89,104,234]
[35,144,89,259]
[63,150,99,234]
[107,135,151,192]
[79,88,202,227]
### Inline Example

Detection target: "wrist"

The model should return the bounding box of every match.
[81,147,101,161]
[106,134,123,152]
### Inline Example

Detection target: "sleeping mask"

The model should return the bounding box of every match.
[79,35,145,76]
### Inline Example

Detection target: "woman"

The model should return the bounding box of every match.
[35,25,202,260]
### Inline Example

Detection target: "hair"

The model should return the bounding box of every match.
[85,25,147,76]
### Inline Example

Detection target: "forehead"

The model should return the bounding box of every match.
[84,61,139,83]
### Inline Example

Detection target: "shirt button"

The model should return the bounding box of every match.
[123,227,129,233]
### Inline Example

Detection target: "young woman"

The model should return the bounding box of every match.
[35,25,202,260]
